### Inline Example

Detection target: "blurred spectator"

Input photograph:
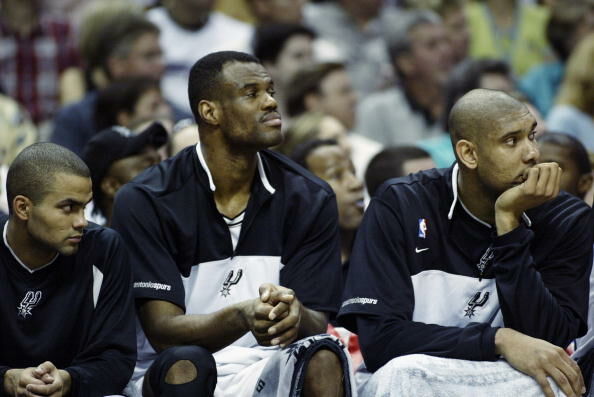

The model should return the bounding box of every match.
[356,10,452,146]
[303,0,402,96]
[538,132,593,200]
[0,0,82,124]
[82,122,167,226]
[519,0,594,117]
[0,94,38,214]
[253,24,315,117]
[95,77,172,131]
[547,33,594,152]
[246,0,306,24]
[276,111,352,158]
[466,0,553,76]
[291,139,364,264]
[286,63,382,177]
[51,11,171,155]
[147,0,253,113]
[431,0,470,65]
[364,146,435,197]
[287,62,358,131]
[418,58,515,168]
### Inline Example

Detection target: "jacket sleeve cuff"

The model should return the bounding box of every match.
[481,326,501,361]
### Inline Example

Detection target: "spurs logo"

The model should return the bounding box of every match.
[220,269,243,297]
[17,291,42,318]
[464,291,489,318]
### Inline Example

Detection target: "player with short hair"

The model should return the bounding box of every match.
[112,51,354,397]
[0,142,136,397]
[339,89,593,397]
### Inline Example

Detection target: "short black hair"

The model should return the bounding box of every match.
[443,58,511,131]
[285,62,345,117]
[539,132,592,174]
[365,146,431,196]
[290,138,339,169]
[188,51,262,124]
[95,77,161,131]
[253,23,315,64]
[6,143,90,215]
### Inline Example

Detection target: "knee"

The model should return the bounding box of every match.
[147,346,217,396]
[165,360,197,384]
[163,346,216,380]
[308,349,342,373]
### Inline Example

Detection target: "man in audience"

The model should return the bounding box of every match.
[147,0,253,114]
[82,122,167,226]
[0,142,136,396]
[286,62,382,177]
[112,51,354,397]
[356,10,453,146]
[253,23,315,118]
[94,77,172,132]
[51,11,167,154]
[339,89,592,397]
[364,146,435,197]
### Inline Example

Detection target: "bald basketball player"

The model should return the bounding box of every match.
[339,89,593,397]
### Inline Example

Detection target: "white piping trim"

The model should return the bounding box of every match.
[447,163,532,228]
[92,265,104,309]
[256,152,276,194]
[196,144,216,192]
[447,163,459,220]
[196,144,276,194]
[3,222,58,274]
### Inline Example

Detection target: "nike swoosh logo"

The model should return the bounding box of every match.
[415,247,430,253]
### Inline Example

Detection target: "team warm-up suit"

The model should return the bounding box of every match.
[0,216,136,397]
[112,145,353,396]
[338,164,593,393]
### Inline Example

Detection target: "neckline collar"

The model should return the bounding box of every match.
[195,144,276,195]
[447,163,532,228]
[3,221,59,274]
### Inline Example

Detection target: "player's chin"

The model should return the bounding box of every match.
[58,244,80,256]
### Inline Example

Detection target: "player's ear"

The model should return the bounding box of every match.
[198,100,219,126]
[13,195,33,221]
[456,139,478,169]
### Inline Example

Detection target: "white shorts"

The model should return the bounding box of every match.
[130,334,356,397]
[358,354,564,397]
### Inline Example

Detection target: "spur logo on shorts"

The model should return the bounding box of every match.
[17,290,42,318]
[220,268,243,297]
[463,291,489,318]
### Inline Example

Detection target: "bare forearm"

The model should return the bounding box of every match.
[298,307,328,339]
[141,300,252,353]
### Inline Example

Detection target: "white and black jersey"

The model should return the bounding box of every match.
[0,216,136,396]
[338,164,594,372]
[111,145,342,380]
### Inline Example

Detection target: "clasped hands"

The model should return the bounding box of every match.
[4,361,68,397]
[244,283,302,348]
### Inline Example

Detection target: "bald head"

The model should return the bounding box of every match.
[449,89,529,144]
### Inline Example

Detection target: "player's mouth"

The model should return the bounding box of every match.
[67,235,82,244]
[261,112,282,128]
